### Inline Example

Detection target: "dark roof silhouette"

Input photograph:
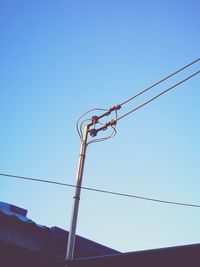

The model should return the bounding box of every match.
[0,201,118,267]
[68,243,200,267]
[1,201,200,267]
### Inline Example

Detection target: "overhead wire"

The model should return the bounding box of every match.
[1,172,200,208]
[117,70,200,122]
[77,59,199,134]
[120,57,200,106]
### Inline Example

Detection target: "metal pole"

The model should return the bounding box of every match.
[66,125,89,261]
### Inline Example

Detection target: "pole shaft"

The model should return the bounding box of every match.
[66,125,89,260]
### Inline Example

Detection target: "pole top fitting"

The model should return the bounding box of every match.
[105,119,117,127]
[110,105,121,112]
[89,128,98,137]
[92,116,99,124]
[110,119,117,125]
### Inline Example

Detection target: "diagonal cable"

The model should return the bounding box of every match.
[117,70,200,121]
[1,172,200,208]
[120,58,200,106]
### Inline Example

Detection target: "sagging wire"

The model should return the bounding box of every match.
[87,125,117,146]
[76,105,119,145]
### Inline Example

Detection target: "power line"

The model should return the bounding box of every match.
[120,57,200,106]
[76,59,200,135]
[1,172,200,208]
[117,70,200,121]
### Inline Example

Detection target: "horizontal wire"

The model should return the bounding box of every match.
[117,70,200,121]
[120,58,200,106]
[1,172,200,208]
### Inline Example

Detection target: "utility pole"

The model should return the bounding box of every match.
[66,124,90,260]
[65,58,200,265]
[66,106,120,264]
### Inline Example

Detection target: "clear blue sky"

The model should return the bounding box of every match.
[0,0,200,253]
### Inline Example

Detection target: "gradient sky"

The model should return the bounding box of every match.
[1,0,200,253]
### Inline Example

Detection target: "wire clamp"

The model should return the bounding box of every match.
[89,128,98,137]
[92,116,99,124]
[109,105,121,112]
[105,119,117,127]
